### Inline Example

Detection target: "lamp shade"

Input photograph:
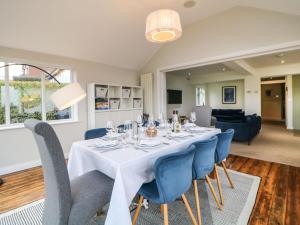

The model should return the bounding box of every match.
[51,82,86,110]
[145,9,182,43]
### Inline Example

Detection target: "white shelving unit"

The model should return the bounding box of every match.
[87,83,143,129]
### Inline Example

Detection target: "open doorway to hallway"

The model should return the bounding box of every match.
[260,76,286,123]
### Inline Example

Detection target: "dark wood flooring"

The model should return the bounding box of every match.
[0,155,299,225]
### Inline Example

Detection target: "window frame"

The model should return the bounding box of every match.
[0,59,78,130]
[196,86,206,106]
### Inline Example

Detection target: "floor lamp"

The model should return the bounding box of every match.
[0,63,86,186]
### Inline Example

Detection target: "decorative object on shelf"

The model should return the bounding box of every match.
[122,87,131,98]
[145,9,182,43]
[110,99,120,110]
[96,86,108,98]
[222,86,236,104]
[0,63,86,111]
[133,99,142,108]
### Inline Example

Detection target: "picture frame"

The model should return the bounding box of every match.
[222,86,236,104]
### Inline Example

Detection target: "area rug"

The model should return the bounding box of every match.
[0,169,260,225]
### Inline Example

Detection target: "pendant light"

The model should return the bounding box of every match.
[145,9,182,43]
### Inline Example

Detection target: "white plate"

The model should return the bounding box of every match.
[135,139,162,149]
[189,127,209,133]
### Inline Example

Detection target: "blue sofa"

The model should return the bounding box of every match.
[212,109,245,122]
[215,112,261,145]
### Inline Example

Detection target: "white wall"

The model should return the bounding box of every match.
[140,7,300,116]
[141,7,300,73]
[206,80,244,109]
[0,46,139,174]
[166,73,195,117]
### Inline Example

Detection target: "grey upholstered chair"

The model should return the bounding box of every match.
[193,106,213,127]
[25,119,114,225]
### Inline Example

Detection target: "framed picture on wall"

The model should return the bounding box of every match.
[222,86,236,104]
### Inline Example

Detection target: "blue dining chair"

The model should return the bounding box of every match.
[132,146,198,225]
[192,136,221,225]
[117,123,133,133]
[84,128,107,140]
[214,129,235,205]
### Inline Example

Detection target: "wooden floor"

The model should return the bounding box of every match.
[0,155,299,225]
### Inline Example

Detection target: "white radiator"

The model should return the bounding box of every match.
[141,73,153,114]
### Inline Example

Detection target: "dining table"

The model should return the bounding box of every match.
[67,127,221,225]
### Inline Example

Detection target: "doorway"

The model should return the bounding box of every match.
[261,77,286,122]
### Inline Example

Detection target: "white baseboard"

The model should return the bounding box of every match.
[0,153,69,176]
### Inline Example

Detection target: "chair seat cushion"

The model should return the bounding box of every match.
[68,170,114,225]
[138,180,161,204]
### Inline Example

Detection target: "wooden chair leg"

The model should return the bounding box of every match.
[160,205,164,215]
[181,194,198,225]
[132,196,144,225]
[221,161,234,188]
[205,176,222,210]
[96,209,102,217]
[193,180,202,225]
[162,204,169,225]
[214,164,224,205]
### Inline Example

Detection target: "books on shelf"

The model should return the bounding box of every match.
[95,98,109,110]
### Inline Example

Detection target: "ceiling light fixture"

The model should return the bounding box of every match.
[281,60,285,64]
[183,0,196,8]
[145,9,182,43]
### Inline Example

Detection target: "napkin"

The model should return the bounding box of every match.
[183,123,196,128]
[170,132,190,138]
[94,139,118,148]
[139,139,161,147]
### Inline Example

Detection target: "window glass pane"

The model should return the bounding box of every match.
[196,87,205,106]
[0,62,5,125]
[9,65,42,123]
[45,69,72,121]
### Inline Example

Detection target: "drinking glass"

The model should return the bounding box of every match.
[137,115,143,126]
[106,121,114,134]
[190,112,197,124]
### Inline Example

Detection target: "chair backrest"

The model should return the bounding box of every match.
[215,129,234,163]
[84,128,107,140]
[154,145,195,204]
[24,119,71,225]
[192,136,218,180]
[193,106,212,127]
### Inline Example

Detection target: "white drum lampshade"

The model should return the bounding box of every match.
[51,82,86,110]
[145,9,182,43]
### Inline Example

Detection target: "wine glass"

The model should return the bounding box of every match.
[137,115,143,127]
[158,112,164,124]
[190,112,197,125]
[106,121,114,135]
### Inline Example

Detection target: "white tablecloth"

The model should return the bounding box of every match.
[67,128,220,225]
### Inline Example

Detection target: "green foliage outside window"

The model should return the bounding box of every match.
[0,80,68,125]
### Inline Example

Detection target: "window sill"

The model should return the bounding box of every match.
[0,120,81,131]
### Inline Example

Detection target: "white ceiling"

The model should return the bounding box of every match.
[169,49,300,77]
[246,49,300,68]
[169,63,233,76]
[0,0,300,70]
